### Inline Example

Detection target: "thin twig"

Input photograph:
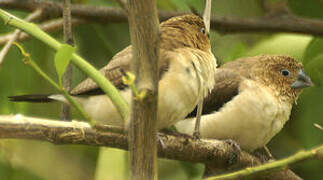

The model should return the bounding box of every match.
[0,18,86,45]
[115,0,128,13]
[193,0,212,139]
[13,42,95,125]
[61,0,74,121]
[314,123,323,130]
[192,62,203,139]
[206,145,323,180]
[63,0,74,46]
[3,0,323,36]
[203,0,212,32]
[264,145,274,160]
[193,100,203,139]
[0,9,42,67]
[0,8,130,120]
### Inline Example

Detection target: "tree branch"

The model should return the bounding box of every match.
[0,18,86,45]
[115,0,128,13]
[207,145,323,180]
[2,0,323,36]
[314,123,323,131]
[0,115,304,180]
[127,0,160,179]
[0,9,42,66]
[61,0,74,121]
[0,8,130,120]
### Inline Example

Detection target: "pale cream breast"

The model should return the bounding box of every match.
[72,48,217,130]
[76,89,132,126]
[176,79,292,151]
[157,48,217,128]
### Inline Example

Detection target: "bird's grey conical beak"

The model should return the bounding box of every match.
[291,70,314,89]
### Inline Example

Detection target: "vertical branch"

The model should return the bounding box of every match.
[127,0,160,179]
[0,9,42,67]
[194,0,213,138]
[203,0,212,32]
[115,0,128,13]
[61,0,74,120]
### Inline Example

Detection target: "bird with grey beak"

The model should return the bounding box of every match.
[176,55,313,151]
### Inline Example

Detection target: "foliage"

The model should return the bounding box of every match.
[0,0,322,179]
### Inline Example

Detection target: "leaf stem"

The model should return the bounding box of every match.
[14,42,96,125]
[0,9,129,120]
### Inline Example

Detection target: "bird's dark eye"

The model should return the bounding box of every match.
[281,69,290,77]
[201,27,206,34]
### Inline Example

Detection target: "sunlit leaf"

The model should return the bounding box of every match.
[305,54,323,86]
[54,44,75,86]
[303,38,323,65]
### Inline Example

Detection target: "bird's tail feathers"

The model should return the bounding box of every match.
[8,94,67,103]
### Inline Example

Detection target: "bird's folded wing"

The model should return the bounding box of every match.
[186,69,244,117]
[70,46,170,96]
[70,46,132,95]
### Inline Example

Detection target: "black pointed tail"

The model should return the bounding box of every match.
[8,94,55,103]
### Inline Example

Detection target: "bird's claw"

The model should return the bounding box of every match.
[157,132,167,149]
[192,131,201,140]
[225,139,241,152]
[224,139,241,166]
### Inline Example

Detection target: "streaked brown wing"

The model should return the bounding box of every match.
[70,46,170,96]
[70,46,132,95]
[187,56,260,117]
[186,69,243,117]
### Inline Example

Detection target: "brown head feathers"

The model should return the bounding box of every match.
[224,55,307,103]
[160,14,211,52]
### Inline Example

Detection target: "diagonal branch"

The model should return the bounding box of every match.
[2,0,323,36]
[115,0,128,13]
[207,145,323,180]
[314,123,323,130]
[0,18,86,45]
[0,9,42,66]
[0,8,130,120]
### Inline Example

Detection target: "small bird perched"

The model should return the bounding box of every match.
[10,14,217,129]
[175,55,313,151]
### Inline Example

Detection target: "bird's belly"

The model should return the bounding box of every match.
[157,74,200,129]
[77,78,200,130]
[77,90,132,126]
[199,86,289,151]
[231,89,281,150]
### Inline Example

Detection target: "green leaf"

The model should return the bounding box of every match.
[289,0,323,19]
[303,37,323,86]
[305,54,323,86]
[54,44,75,86]
[303,38,323,65]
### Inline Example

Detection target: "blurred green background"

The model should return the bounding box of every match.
[0,0,322,179]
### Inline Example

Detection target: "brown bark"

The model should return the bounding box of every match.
[2,0,323,36]
[61,0,74,121]
[0,115,302,180]
[126,0,160,179]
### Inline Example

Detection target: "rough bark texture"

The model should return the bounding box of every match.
[0,115,303,180]
[127,0,160,179]
[2,0,323,36]
[61,0,74,121]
